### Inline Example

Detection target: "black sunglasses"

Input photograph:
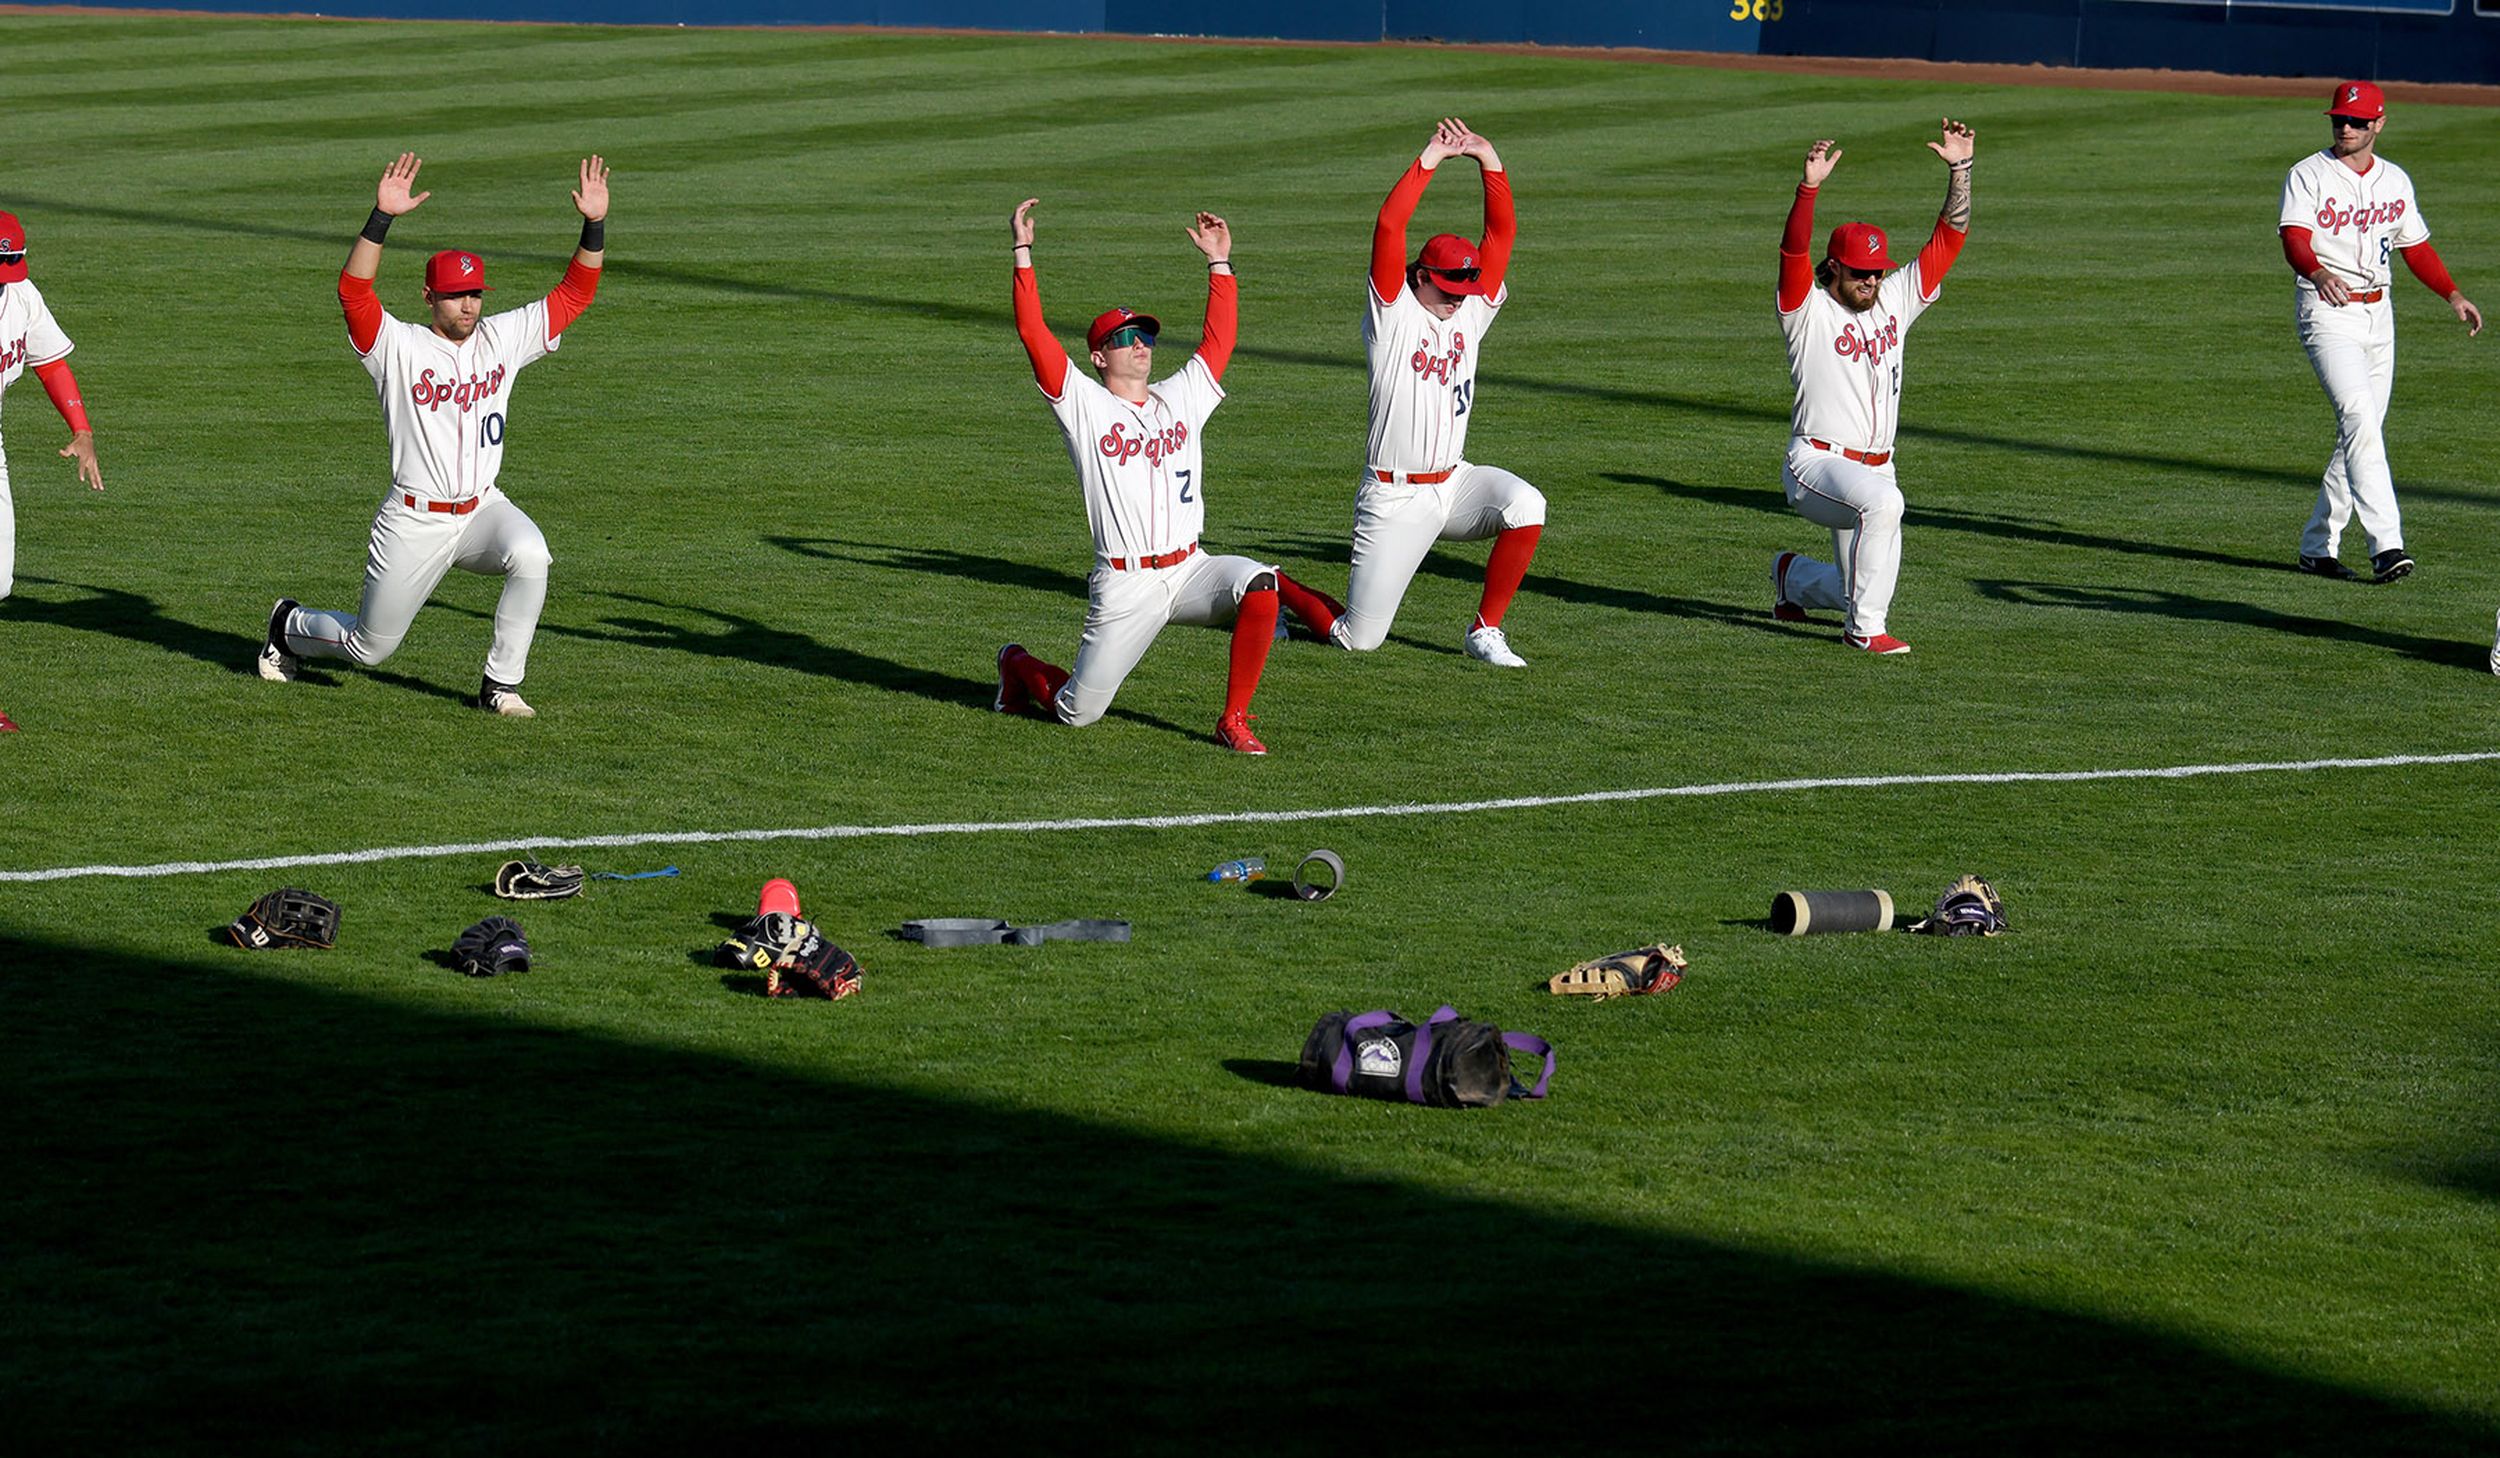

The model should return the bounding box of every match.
[1428,266,1481,283]
[2330,114,2376,130]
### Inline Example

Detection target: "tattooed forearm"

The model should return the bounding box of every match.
[1943,163,1973,231]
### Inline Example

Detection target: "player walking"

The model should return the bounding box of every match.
[993,197,1282,755]
[2280,82,2481,585]
[0,207,106,603]
[1767,120,1976,655]
[257,152,607,718]
[1271,118,1545,668]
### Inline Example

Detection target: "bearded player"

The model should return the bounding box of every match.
[1767,120,1976,655]
[2281,82,2481,586]
[0,207,106,605]
[993,197,1281,755]
[257,152,606,718]
[1272,117,1544,669]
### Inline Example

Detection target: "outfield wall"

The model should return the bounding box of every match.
[22,0,2500,82]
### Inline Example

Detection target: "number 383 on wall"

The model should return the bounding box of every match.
[1731,0,1784,18]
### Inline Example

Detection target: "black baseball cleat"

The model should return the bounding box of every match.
[2370,548,2416,584]
[2295,554,2360,581]
[477,676,537,718]
[256,598,301,682]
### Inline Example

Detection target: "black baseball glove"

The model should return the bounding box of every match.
[495,859,585,901]
[453,915,532,977]
[766,924,861,1000]
[716,911,808,971]
[1909,875,2006,936]
[226,888,341,950]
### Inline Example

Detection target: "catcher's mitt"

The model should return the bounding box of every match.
[1550,943,1686,999]
[226,888,341,950]
[716,911,809,971]
[1909,875,2006,937]
[495,859,585,901]
[453,915,532,977]
[766,924,861,1000]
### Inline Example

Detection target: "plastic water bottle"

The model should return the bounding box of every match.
[1207,857,1267,884]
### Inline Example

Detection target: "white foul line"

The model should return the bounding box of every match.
[4,748,2496,885]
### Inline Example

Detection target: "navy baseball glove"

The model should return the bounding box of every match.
[1910,875,2006,936]
[453,915,532,976]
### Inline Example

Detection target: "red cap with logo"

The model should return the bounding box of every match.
[1413,233,1490,295]
[425,249,494,294]
[2325,81,2386,120]
[1825,222,1896,272]
[1087,306,1161,353]
[0,210,27,285]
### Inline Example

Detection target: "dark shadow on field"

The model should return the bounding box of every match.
[1974,580,2488,672]
[5,577,286,677]
[4,932,2489,1453]
[1615,475,2290,574]
[768,535,1090,599]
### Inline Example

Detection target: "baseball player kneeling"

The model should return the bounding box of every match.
[257,152,609,718]
[992,198,1282,755]
[1767,120,1976,656]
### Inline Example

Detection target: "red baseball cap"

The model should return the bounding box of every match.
[424,249,493,294]
[1825,222,1896,272]
[0,210,26,285]
[1087,306,1161,353]
[1413,233,1490,295]
[2325,81,2386,120]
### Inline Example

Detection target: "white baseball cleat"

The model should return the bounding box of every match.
[2489,608,2499,677]
[257,598,301,683]
[1464,624,1527,668]
[477,677,537,718]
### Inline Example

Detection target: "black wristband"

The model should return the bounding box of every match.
[579,217,605,252]
[360,208,392,245]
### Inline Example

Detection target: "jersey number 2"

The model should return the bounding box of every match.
[1176,468,1195,503]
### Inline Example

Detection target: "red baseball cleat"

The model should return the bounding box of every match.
[1214,709,1268,755]
[994,644,1031,715]
[1844,632,1911,655]
[0,709,17,732]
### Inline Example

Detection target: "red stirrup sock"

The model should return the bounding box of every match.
[1274,571,1344,638]
[1005,646,1068,715]
[1226,587,1280,716]
[1474,523,1542,630]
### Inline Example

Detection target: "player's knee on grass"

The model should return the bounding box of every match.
[346,624,404,667]
[1332,616,1390,652]
[1053,690,1108,729]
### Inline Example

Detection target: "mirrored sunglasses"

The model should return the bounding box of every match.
[1103,325,1156,349]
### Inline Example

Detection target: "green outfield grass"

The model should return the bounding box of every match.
[3,15,2497,1450]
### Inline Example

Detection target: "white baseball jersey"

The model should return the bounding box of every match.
[2281,151,2428,295]
[1364,282,1504,473]
[357,300,562,502]
[0,279,75,433]
[1040,358,1223,563]
[1779,263,1938,455]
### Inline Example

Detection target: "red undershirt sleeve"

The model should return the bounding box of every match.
[1476,167,1516,298]
[32,358,89,433]
[1012,264,1069,399]
[1777,184,1818,312]
[2281,226,2322,279]
[1195,271,1237,382]
[1373,161,1433,305]
[1912,216,1967,299]
[2400,240,2459,298]
[338,270,384,354]
[544,260,600,340]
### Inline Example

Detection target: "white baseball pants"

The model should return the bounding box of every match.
[1333,462,1546,652]
[0,455,14,600]
[1781,440,1904,639]
[2296,292,2402,558]
[281,486,552,686]
[1055,550,1273,727]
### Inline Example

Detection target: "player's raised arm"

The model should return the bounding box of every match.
[1447,119,1516,296]
[1009,197,1070,397]
[341,153,426,352]
[1186,210,1237,380]
[1373,121,1460,303]
[545,155,608,338]
[1778,139,1836,311]
[1913,119,1976,294]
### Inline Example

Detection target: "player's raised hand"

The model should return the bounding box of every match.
[1802,139,1842,188]
[376,152,430,216]
[1928,118,1976,166]
[571,155,610,222]
[1185,211,1230,263]
[1422,120,1462,167]
[60,431,102,491]
[1011,198,1039,249]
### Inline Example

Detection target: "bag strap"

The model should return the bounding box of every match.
[1502,1032,1555,1100]
[1403,1006,1459,1104]
[1332,1011,1401,1093]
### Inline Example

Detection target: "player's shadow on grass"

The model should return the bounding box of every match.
[5,577,289,678]
[1615,474,2290,575]
[767,536,1090,600]
[1974,580,2489,672]
[7,930,2491,1452]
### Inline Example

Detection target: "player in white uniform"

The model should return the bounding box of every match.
[1767,120,1976,656]
[994,198,1282,755]
[1271,118,1545,668]
[0,206,106,604]
[2280,81,2481,586]
[257,153,607,718]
